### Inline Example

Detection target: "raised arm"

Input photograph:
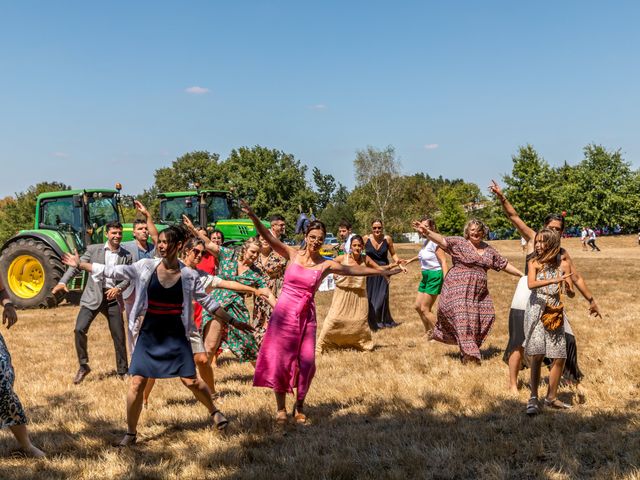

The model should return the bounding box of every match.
[412,221,448,250]
[562,250,601,318]
[489,180,536,242]
[134,200,159,245]
[240,200,296,259]
[182,215,220,255]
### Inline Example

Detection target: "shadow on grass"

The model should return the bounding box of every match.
[1,391,638,479]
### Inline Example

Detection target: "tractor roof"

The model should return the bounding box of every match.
[158,190,230,198]
[37,189,119,200]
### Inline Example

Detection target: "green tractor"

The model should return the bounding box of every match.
[158,188,269,245]
[0,187,134,309]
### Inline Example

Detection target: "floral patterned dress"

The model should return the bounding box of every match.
[201,246,267,362]
[252,250,287,342]
[433,236,508,360]
[1,333,27,428]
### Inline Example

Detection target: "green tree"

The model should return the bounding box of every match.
[353,145,401,227]
[154,151,221,192]
[0,182,71,245]
[568,144,639,229]
[435,187,467,235]
[501,145,555,231]
[312,167,336,213]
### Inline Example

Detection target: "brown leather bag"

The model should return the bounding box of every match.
[541,274,564,331]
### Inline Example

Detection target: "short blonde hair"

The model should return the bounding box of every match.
[463,219,489,240]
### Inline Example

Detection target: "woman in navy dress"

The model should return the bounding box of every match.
[63,226,253,446]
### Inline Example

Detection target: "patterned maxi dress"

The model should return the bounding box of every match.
[201,246,267,362]
[433,236,508,360]
[252,250,287,343]
[0,333,27,428]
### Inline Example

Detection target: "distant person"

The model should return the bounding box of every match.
[53,221,132,384]
[121,201,159,354]
[210,229,225,246]
[337,220,354,255]
[580,227,588,251]
[0,280,45,458]
[406,217,448,337]
[268,214,286,241]
[317,235,390,353]
[363,219,405,330]
[521,236,527,254]
[413,218,523,364]
[587,228,601,251]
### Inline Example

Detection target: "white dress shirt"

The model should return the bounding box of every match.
[103,243,120,289]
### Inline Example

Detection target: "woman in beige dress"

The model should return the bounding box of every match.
[317,235,393,353]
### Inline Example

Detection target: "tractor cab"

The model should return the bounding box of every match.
[37,189,122,251]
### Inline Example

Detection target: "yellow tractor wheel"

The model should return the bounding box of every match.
[0,238,65,308]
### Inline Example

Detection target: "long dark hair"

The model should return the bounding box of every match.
[544,213,565,232]
[306,220,326,237]
[160,225,189,257]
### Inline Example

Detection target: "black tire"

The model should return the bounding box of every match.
[0,238,66,309]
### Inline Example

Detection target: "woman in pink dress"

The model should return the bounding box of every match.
[413,219,524,364]
[241,201,401,425]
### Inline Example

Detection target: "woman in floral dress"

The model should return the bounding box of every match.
[252,234,287,343]
[413,219,524,364]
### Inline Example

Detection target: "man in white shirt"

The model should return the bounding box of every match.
[53,221,132,384]
[587,228,601,252]
[337,220,354,254]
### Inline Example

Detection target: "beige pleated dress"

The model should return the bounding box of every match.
[316,256,374,353]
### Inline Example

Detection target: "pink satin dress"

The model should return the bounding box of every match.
[253,262,324,401]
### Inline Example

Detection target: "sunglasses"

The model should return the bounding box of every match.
[372,227,383,231]
[191,249,204,257]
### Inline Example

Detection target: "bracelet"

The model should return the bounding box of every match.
[3,302,15,308]
[587,297,594,303]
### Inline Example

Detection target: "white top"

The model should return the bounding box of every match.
[103,243,120,289]
[588,229,596,240]
[581,229,588,240]
[418,240,441,271]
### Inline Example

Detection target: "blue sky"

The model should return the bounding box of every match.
[1,1,639,198]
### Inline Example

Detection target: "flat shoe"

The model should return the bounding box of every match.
[211,409,229,430]
[544,398,572,409]
[117,432,137,447]
[526,397,540,416]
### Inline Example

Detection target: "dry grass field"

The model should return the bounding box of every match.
[1,236,639,479]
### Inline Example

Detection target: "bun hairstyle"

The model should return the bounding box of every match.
[544,213,565,232]
[305,220,327,237]
[534,228,561,266]
[238,236,261,260]
[463,219,489,240]
[160,225,190,251]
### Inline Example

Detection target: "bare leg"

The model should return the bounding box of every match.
[528,354,544,399]
[546,358,566,401]
[143,378,156,407]
[126,375,148,434]
[204,320,224,368]
[508,347,524,394]
[180,377,215,413]
[274,391,287,424]
[414,292,437,334]
[9,424,45,458]
[194,352,215,395]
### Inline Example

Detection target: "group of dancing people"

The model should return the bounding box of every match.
[0,181,602,455]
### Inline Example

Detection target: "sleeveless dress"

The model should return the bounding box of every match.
[316,256,373,353]
[129,271,196,378]
[433,236,508,360]
[253,262,323,401]
[524,265,567,359]
[0,334,27,428]
[365,238,395,329]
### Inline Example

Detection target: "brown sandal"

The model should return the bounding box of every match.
[276,409,288,426]
[544,397,572,409]
[293,406,307,424]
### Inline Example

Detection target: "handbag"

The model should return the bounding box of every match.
[540,270,564,331]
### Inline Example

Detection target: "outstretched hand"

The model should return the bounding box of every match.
[134,200,149,217]
[182,214,195,231]
[239,199,256,217]
[488,179,503,198]
[589,300,602,319]
[61,251,81,269]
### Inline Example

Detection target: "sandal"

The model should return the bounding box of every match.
[526,397,540,416]
[544,397,572,410]
[292,406,307,425]
[117,432,137,447]
[276,409,288,426]
[211,409,229,430]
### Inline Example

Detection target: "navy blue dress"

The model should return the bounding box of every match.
[129,271,196,378]
[365,238,395,330]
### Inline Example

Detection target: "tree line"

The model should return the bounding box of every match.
[1,143,638,245]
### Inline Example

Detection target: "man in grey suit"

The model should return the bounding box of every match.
[52,221,132,384]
